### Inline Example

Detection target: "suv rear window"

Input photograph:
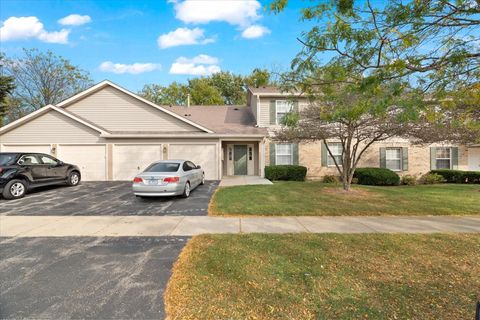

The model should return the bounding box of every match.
[0,154,17,166]
[144,162,180,172]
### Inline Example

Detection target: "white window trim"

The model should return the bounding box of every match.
[327,143,343,167]
[386,147,403,172]
[435,147,452,169]
[275,100,293,125]
[276,143,293,165]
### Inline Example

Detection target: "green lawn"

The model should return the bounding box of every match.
[165,234,480,320]
[210,182,480,216]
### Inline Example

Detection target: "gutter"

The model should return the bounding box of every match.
[100,133,267,139]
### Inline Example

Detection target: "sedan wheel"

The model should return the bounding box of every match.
[182,182,191,198]
[67,172,81,186]
[2,179,27,200]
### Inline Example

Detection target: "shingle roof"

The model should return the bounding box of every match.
[167,105,267,135]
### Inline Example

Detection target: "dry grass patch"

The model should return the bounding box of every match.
[165,234,480,320]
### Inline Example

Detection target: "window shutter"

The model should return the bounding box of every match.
[430,147,437,170]
[379,148,386,168]
[269,143,276,165]
[451,147,459,169]
[321,141,328,167]
[292,143,299,165]
[270,100,276,125]
[402,147,409,171]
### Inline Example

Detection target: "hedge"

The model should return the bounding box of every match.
[430,169,480,184]
[353,167,400,186]
[265,165,307,181]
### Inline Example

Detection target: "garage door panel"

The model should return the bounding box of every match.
[113,145,162,181]
[169,144,217,180]
[58,145,106,181]
[1,144,51,154]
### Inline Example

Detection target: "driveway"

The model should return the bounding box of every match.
[0,236,188,319]
[0,181,219,216]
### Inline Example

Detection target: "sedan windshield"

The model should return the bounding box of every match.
[144,162,180,172]
[0,154,17,166]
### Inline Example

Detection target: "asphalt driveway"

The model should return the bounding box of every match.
[0,181,219,216]
[0,236,188,319]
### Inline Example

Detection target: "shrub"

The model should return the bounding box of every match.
[430,169,480,184]
[353,168,400,186]
[401,175,417,186]
[265,165,307,181]
[323,175,339,183]
[420,173,445,185]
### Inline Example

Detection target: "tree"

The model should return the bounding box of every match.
[271,0,479,93]
[244,68,273,88]
[276,64,422,191]
[209,71,246,105]
[139,82,189,105]
[3,48,93,120]
[187,78,224,105]
[0,54,16,126]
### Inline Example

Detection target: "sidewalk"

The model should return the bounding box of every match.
[1,215,479,237]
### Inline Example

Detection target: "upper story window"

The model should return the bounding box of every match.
[276,143,293,165]
[275,100,293,124]
[435,147,451,169]
[327,143,342,166]
[385,148,402,171]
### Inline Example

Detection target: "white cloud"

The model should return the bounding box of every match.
[241,24,270,39]
[0,16,70,44]
[169,54,220,76]
[58,14,92,26]
[173,0,261,28]
[99,61,161,74]
[157,27,214,49]
[176,54,219,65]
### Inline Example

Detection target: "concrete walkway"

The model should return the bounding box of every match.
[1,215,479,237]
[219,176,273,187]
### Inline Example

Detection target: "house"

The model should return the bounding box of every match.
[0,81,479,181]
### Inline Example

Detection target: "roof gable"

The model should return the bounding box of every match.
[59,81,213,133]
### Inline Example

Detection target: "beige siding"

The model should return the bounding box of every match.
[65,86,201,132]
[0,110,102,144]
[257,97,309,128]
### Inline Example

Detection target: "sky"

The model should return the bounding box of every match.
[0,0,317,92]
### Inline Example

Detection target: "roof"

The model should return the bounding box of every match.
[167,105,267,135]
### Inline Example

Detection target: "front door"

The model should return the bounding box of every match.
[234,145,248,175]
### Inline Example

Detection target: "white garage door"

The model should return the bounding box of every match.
[169,144,217,180]
[1,144,51,154]
[58,145,106,181]
[113,144,163,180]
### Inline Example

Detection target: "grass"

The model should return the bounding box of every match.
[165,234,480,320]
[210,181,480,216]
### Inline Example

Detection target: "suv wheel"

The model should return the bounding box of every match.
[182,182,191,198]
[67,171,81,186]
[3,179,27,200]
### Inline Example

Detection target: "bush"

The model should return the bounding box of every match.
[420,173,445,185]
[265,165,307,181]
[430,169,480,184]
[323,175,339,184]
[353,168,400,186]
[401,175,417,186]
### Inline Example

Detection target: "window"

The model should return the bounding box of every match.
[18,155,40,165]
[275,100,293,124]
[145,162,180,172]
[385,148,402,171]
[40,155,58,165]
[276,144,293,165]
[327,143,342,166]
[0,153,17,166]
[436,147,451,169]
[182,162,192,171]
[187,161,197,170]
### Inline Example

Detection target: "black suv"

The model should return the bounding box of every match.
[0,152,81,200]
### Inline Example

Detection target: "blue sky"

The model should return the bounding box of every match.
[0,0,316,92]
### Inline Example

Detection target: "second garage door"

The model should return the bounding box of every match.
[57,145,106,181]
[113,144,163,180]
[169,144,217,180]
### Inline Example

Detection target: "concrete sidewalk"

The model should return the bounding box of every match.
[1,215,479,237]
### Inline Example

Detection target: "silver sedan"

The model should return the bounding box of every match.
[132,160,205,198]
